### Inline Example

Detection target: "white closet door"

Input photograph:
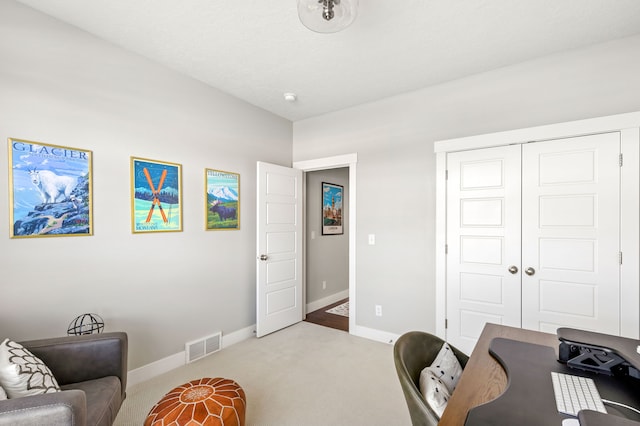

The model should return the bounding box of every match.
[521,133,620,335]
[446,145,522,354]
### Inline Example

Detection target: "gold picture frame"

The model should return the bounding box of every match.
[8,138,93,238]
[205,168,239,230]
[131,156,182,233]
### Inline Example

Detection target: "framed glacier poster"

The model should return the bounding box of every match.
[322,182,343,235]
[131,157,182,233]
[8,138,93,238]
[205,168,239,230]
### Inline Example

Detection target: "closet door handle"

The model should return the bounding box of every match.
[508,266,518,274]
[525,267,535,276]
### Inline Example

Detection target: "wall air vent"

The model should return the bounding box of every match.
[185,331,222,364]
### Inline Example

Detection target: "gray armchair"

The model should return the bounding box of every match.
[0,332,127,426]
[393,331,468,426]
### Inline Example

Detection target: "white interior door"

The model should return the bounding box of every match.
[446,145,522,354]
[256,161,303,337]
[521,133,620,335]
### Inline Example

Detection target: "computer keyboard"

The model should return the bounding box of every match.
[551,372,607,417]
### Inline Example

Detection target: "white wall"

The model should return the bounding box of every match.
[293,34,640,336]
[0,1,292,369]
[305,168,349,305]
[4,0,640,373]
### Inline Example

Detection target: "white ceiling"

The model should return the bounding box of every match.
[16,0,640,122]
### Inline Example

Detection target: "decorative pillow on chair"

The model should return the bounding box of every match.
[0,338,60,399]
[419,367,451,418]
[419,342,463,418]
[428,342,463,392]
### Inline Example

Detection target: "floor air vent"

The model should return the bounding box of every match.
[185,331,222,364]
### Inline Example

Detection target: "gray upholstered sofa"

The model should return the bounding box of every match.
[0,332,127,426]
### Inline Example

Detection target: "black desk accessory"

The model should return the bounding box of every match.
[558,327,640,379]
[464,338,640,425]
[579,410,640,426]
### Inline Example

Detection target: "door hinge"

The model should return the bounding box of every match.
[619,153,623,167]
[445,244,448,254]
[445,170,449,180]
[619,251,623,265]
[445,319,448,329]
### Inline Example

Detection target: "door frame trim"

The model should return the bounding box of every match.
[435,111,640,340]
[294,153,357,334]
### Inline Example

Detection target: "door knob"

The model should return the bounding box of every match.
[259,254,268,261]
[508,266,518,274]
[525,267,535,276]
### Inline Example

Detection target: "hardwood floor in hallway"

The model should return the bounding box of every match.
[304,298,349,332]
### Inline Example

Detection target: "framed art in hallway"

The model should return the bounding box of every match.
[131,157,182,233]
[8,138,93,238]
[205,168,239,230]
[322,182,343,235]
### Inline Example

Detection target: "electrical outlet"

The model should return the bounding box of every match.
[368,234,376,245]
[375,305,382,317]
[322,281,326,290]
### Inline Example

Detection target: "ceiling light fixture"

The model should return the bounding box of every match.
[297,0,359,33]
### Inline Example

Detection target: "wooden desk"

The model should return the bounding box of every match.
[439,323,558,426]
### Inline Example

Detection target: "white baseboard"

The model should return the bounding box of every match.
[127,325,256,389]
[221,324,255,347]
[127,351,184,389]
[351,325,400,346]
[305,289,349,314]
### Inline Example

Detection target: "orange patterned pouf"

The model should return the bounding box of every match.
[144,377,246,426]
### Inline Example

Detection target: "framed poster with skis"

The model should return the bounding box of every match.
[131,157,182,233]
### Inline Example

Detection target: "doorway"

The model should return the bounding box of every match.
[304,167,349,331]
[293,153,357,334]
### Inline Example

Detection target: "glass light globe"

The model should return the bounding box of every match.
[297,0,359,33]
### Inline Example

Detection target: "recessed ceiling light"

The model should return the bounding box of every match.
[284,93,297,102]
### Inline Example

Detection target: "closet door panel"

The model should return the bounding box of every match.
[446,145,521,354]
[521,133,620,335]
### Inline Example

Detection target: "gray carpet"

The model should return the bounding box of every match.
[114,322,410,425]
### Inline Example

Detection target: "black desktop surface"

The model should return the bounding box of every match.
[464,338,640,426]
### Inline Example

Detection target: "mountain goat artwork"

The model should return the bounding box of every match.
[29,168,77,204]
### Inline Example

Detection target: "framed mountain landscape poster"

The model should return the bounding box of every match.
[131,157,182,233]
[322,182,343,235]
[205,168,239,230]
[8,138,93,238]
